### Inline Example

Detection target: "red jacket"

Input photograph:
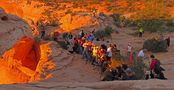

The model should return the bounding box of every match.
[150,59,158,70]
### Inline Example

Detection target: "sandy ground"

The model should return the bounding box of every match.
[46,54,101,83]
[109,28,174,80]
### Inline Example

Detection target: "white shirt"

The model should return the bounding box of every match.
[107,47,112,57]
[127,45,132,52]
[138,50,144,57]
[79,31,82,36]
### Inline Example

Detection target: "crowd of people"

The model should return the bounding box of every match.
[40,29,167,81]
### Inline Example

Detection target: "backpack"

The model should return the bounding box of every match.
[154,59,162,74]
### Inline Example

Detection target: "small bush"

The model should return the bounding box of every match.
[111,14,137,28]
[138,20,165,32]
[94,26,113,39]
[166,20,174,27]
[133,57,146,80]
[57,41,68,49]
[167,26,174,32]
[104,26,113,36]
[143,38,168,52]
[49,20,59,27]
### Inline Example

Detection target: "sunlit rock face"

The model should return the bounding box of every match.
[0,8,33,56]
[59,14,98,32]
[0,8,55,84]
[0,37,55,84]
[0,37,39,84]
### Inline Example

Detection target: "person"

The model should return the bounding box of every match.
[82,42,91,62]
[150,55,158,70]
[150,55,166,79]
[106,44,113,61]
[87,34,95,42]
[125,67,135,80]
[137,49,145,58]
[79,30,85,38]
[69,32,73,39]
[67,38,74,54]
[127,43,132,53]
[53,32,59,41]
[165,37,170,47]
[41,30,45,39]
[91,46,98,65]
[73,37,78,53]
[138,27,144,37]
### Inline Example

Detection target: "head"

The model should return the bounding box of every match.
[122,64,128,70]
[109,44,112,47]
[114,44,117,47]
[107,41,110,43]
[150,54,155,59]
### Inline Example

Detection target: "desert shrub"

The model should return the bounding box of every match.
[110,14,122,27]
[111,14,137,28]
[167,26,174,32]
[166,20,174,26]
[94,30,105,39]
[133,57,146,80]
[121,51,146,80]
[48,20,59,27]
[143,38,168,52]
[104,26,113,36]
[124,19,137,27]
[94,26,113,39]
[138,20,165,32]
[57,41,68,49]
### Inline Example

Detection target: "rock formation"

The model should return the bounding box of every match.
[0,8,32,56]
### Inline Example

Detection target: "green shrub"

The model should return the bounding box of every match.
[167,26,174,32]
[111,14,137,28]
[57,41,68,49]
[143,38,168,52]
[104,26,113,36]
[166,20,174,27]
[133,58,146,80]
[94,26,113,39]
[122,51,146,80]
[49,20,59,27]
[139,20,165,32]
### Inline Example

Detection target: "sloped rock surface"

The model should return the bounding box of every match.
[0,8,33,56]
